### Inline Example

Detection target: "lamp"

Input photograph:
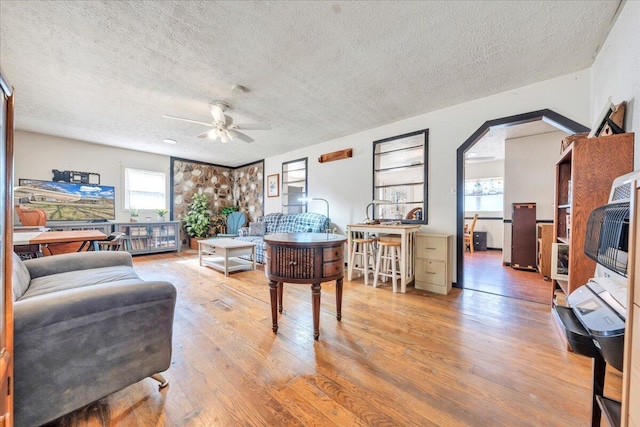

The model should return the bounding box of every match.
[299,197,330,233]
[364,199,392,224]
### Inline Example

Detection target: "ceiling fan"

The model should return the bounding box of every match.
[163,101,271,143]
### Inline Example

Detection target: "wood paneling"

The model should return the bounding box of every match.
[39,250,623,426]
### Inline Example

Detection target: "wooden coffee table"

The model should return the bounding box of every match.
[198,238,256,276]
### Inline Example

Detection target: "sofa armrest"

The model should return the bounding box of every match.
[238,227,249,237]
[23,251,134,279]
[14,279,177,427]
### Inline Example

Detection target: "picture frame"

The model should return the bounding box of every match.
[267,173,279,197]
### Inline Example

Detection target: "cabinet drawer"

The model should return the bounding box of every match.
[415,259,446,286]
[323,246,343,261]
[416,236,446,261]
[323,260,343,277]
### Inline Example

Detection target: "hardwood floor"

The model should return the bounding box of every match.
[45,251,620,426]
[463,249,553,305]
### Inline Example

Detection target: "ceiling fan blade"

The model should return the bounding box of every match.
[228,129,255,143]
[163,115,212,126]
[232,123,271,131]
[197,129,215,139]
[210,104,226,123]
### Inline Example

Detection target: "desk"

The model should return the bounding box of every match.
[15,230,107,255]
[264,233,346,340]
[347,223,420,293]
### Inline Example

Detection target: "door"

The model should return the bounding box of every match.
[0,72,14,425]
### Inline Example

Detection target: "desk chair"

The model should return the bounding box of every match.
[98,232,126,251]
[218,212,246,238]
[464,214,479,253]
[15,205,47,227]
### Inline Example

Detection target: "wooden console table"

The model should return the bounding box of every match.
[264,233,346,340]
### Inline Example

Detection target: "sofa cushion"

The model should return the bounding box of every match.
[12,253,31,302]
[275,213,300,233]
[262,212,283,235]
[248,222,265,236]
[293,212,330,233]
[19,265,141,301]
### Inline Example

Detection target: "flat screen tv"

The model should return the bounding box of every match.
[16,179,115,221]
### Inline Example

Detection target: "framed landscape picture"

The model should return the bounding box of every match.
[267,173,279,197]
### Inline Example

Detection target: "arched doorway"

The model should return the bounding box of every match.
[455,109,589,290]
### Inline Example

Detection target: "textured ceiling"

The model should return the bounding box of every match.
[0,1,621,166]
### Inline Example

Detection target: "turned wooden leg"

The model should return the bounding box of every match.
[336,278,343,321]
[269,279,279,334]
[278,281,284,313]
[151,373,169,388]
[311,282,321,340]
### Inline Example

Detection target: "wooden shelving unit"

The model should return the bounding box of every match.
[536,223,553,279]
[113,221,180,254]
[551,133,634,305]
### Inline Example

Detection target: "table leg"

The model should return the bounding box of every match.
[347,230,353,281]
[269,280,279,334]
[311,282,321,340]
[336,278,343,321]
[400,231,407,293]
[252,246,256,271]
[278,282,284,313]
[199,243,203,266]
[224,248,229,276]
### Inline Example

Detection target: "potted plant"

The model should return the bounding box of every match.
[156,208,168,221]
[184,194,211,249]
[220,206,238,217]
[130,209,139,223]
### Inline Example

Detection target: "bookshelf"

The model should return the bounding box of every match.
[113,221,180,254]
[551,133,634,304]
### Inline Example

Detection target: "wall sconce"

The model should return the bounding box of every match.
[299,197,330,233]
[364,199,392,224]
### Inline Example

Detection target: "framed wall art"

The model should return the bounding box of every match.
[267,173,279,197]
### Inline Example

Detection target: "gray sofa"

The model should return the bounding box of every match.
[12,251,177,427]
[236,212,330,264]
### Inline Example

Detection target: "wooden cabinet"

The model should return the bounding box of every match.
[47,222,111,235]
[113,221,180,254]
[622,178,640,427]
[511,203,537,270]
[415,233,452,295]
[552,133,634,302]
[537,224,553,279]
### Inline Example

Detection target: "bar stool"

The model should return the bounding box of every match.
[373,240,401,292]
[348,237,376,285]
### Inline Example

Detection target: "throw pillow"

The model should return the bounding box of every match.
[248,222,265,236]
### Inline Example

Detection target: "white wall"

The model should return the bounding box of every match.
[591,0,639,166]
[464,159,504,249]
[502,130,566,263]
[13,131,171,222]
[264,70,591,280]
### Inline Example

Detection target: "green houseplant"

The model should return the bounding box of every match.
[220,206,238,217]
[155,208,168,221]
[184,194,211,249]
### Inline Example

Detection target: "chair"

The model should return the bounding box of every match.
[217,211,246,238]
[348,237,376,285]
[15,205,47,226]
[98,232,126,251]
[464,213,479,253]
[405,207,423,220]
[373,240,402,292]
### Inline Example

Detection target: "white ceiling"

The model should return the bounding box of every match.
[0,1,621,167]
[466,120,563,163]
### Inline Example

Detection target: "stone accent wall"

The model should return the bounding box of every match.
[233,161,263,223]
[171,157,264,224]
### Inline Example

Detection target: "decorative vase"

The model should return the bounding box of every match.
[158,216,165,222]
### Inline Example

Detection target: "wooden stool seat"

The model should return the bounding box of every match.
[374,240,402,292]
[348,237,376,285]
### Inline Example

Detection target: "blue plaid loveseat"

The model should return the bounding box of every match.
[236,212,330,264]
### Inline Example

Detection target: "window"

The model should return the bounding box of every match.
[373,130,428,223]
[281,158,307,214]
[123,168,166,210]
[464,177,503,212]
